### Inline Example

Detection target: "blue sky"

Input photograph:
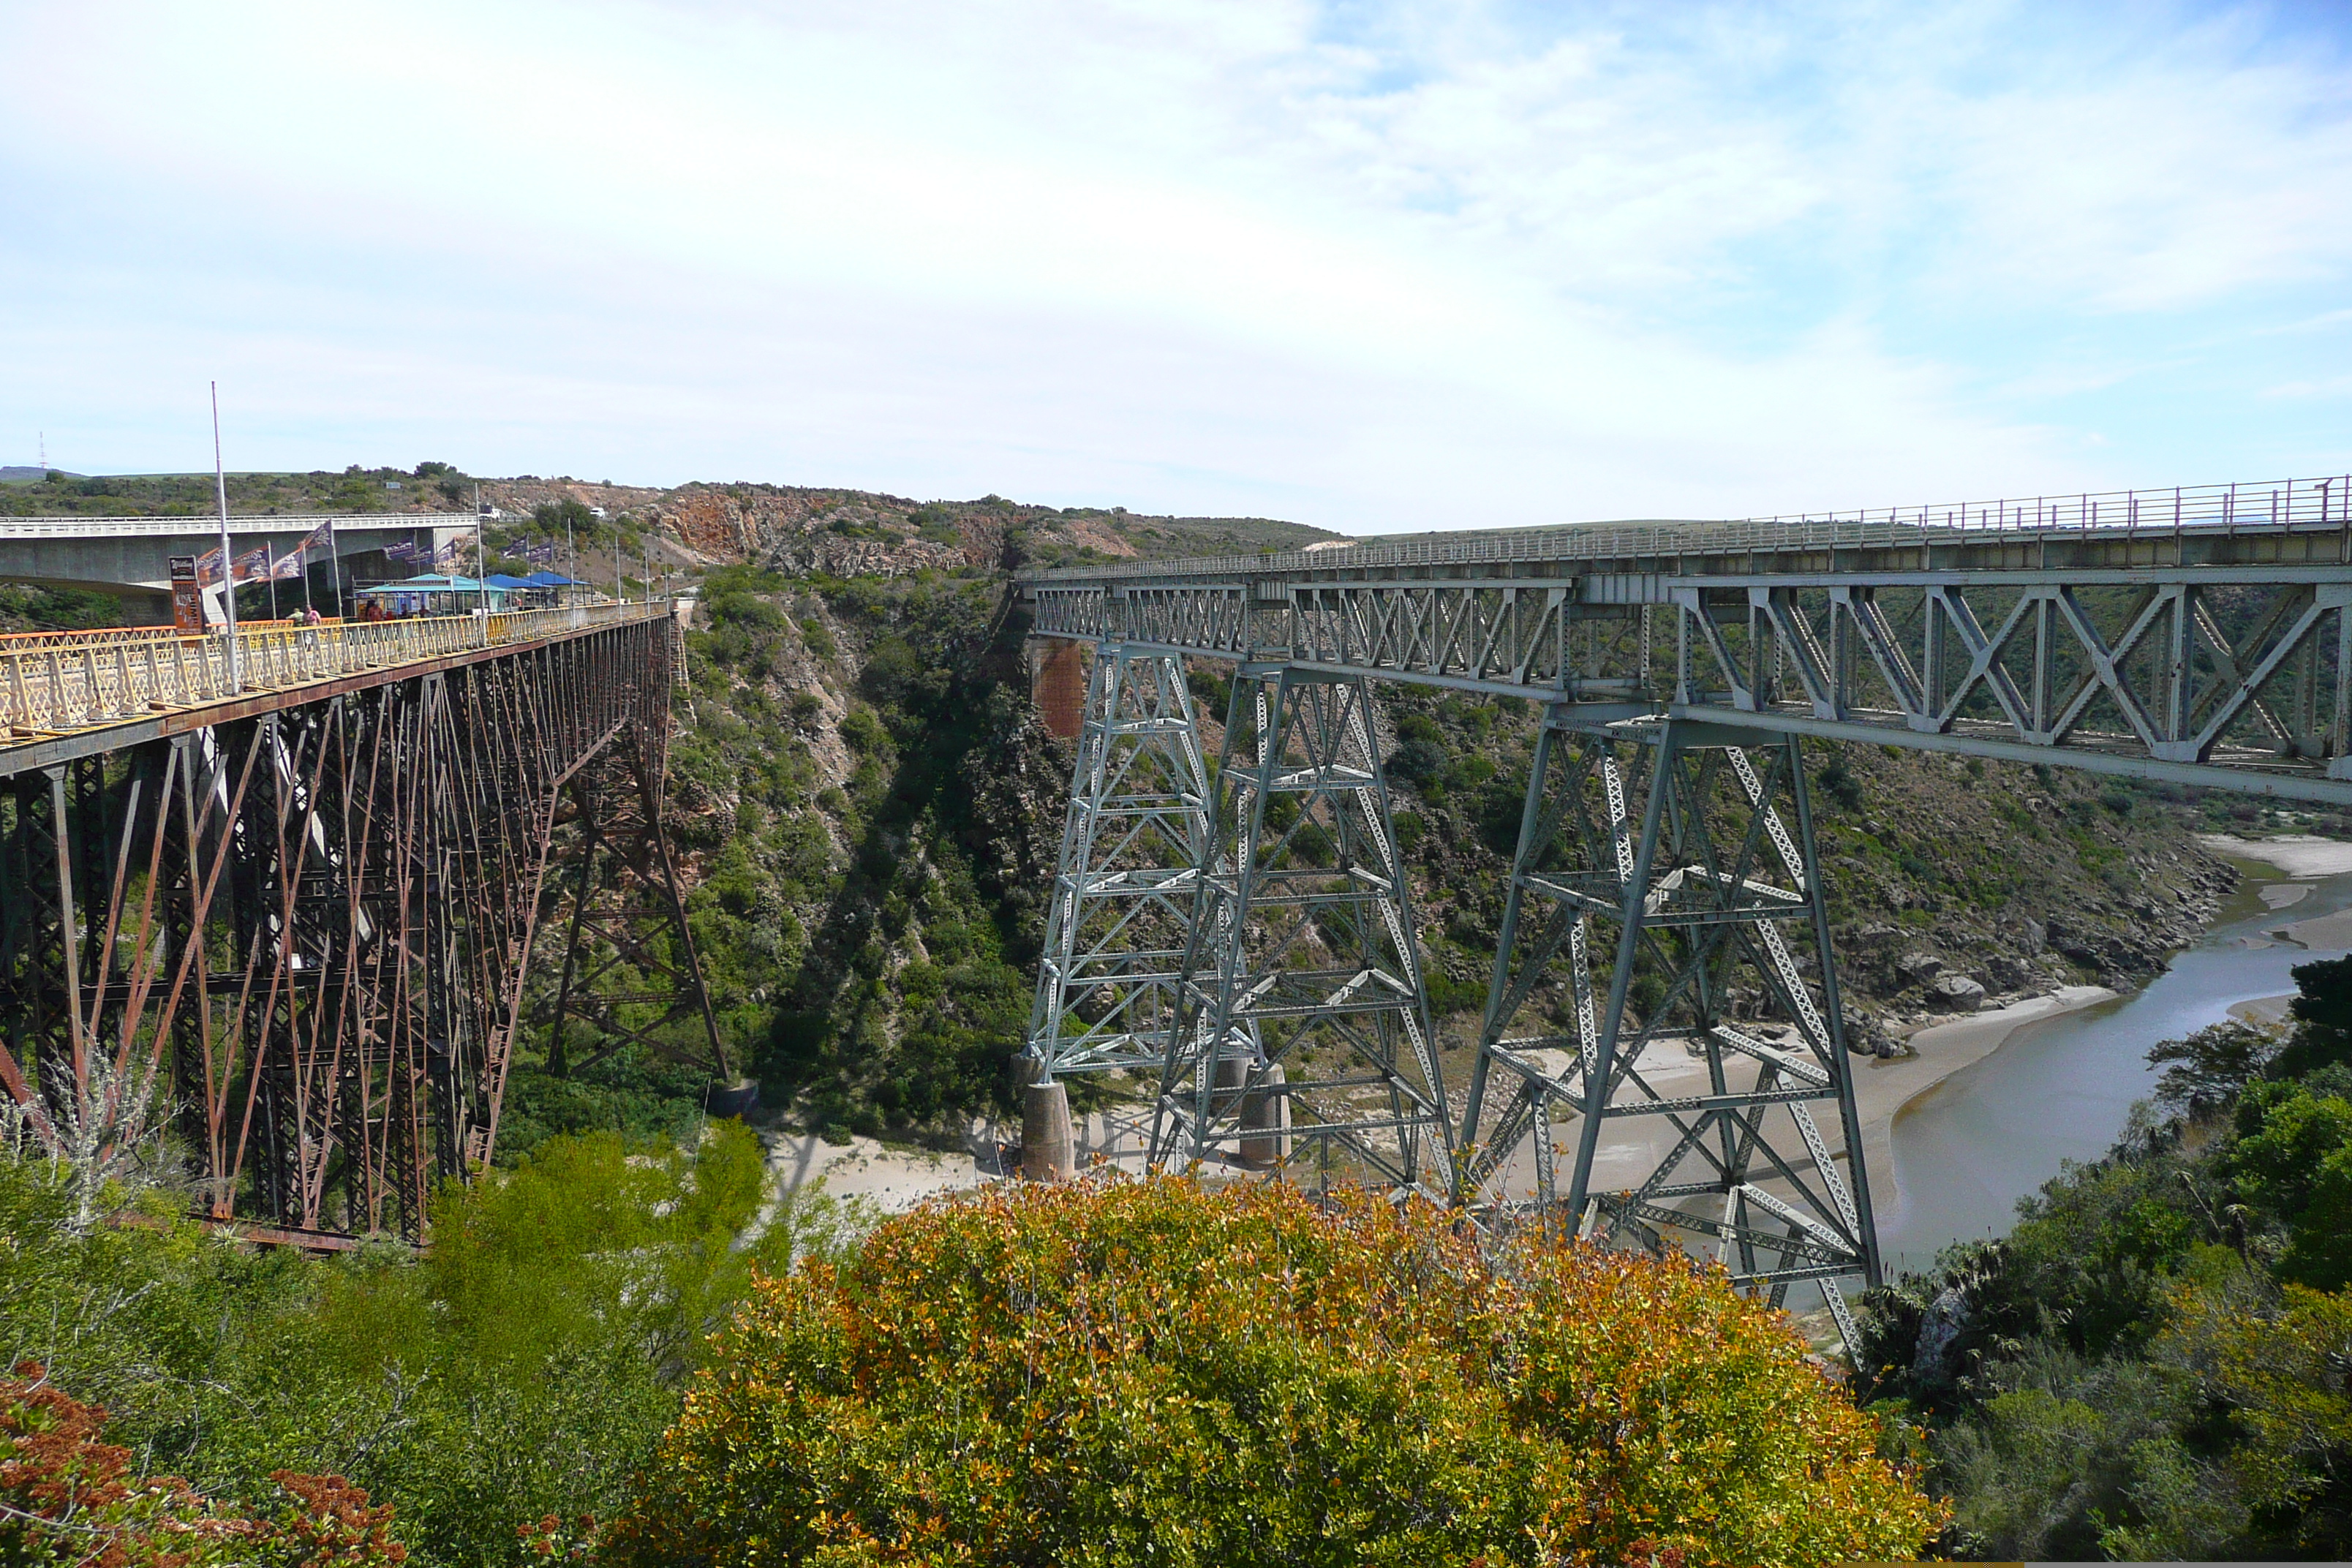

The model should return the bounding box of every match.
[2,0,2348,530]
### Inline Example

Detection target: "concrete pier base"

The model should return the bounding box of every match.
[1240,1063,1291,1169]
[1022,1079,1076,1181]
[1213,1055,1291,1169]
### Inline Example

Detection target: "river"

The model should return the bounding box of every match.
[1879,857,2352,1278]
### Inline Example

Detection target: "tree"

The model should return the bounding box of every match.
[2283,955,2352,1079]
[606,1176,1941,1568]
[2149,1021,2279,1117]
[2163,1278,2352,1553]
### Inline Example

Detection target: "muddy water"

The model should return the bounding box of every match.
[1879,860,2352,1278]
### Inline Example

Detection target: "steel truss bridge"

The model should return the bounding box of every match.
[1017,475,2352,1341]
[0,602,729,1248]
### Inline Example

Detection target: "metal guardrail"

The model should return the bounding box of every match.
[0,602,666,743]
[1025,476,2352,584]
[0,511,480,539]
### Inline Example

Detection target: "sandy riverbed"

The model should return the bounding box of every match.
[2199,834,2352,948]
[764,1101,1165,1213]
[2230,993,2296,1029]
[764,1125,1006,1212]
[766,987,2123,1218]
[2198,833,2352,878]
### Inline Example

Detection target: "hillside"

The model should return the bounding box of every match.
[485,491,2259,1162]
[0,461,1339,563]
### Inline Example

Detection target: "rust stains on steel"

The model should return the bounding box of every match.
[0,609,729,1245]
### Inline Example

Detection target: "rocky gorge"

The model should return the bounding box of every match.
[446,472,2262,1151]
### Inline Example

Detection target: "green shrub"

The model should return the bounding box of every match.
[607,1177,1940,1568]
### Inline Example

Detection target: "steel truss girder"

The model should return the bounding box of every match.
[1457,712,1874,1339]
[1150,665,1454,1196]
[0,617,717,1244]
[1025,646,1221,1080]
[1022,557,2352,802]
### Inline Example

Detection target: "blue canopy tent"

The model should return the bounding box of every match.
[352,574,510,615]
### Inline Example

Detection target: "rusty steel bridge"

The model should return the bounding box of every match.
[1016,475,2352,1345]
[0,599,728,1248]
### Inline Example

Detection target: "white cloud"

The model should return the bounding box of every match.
[2264,376,2352,400]
[1,0,2347,526]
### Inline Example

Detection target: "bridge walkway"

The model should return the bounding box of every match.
[0,602,675,778]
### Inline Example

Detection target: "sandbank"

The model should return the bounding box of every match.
[764,1101,1162,1214]
[2266,906,2352,950]
[2198,833,2352,878]
[2230,992,2294,1030]
[1861,985,2114,1213]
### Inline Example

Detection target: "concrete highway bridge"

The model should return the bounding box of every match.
[0,512,484,621]
[1014,475,2352,1344]
[0,600,729,1248]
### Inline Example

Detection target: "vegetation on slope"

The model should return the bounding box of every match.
[0,1122,862,1567]
[606,1176,1942,1568]
[0,461,475,517]
[1857,955,2352,1560]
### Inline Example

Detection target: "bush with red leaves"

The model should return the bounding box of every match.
[0,1362,407,1567]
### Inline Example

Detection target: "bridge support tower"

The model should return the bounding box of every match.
[1459,711,1877,1341]
[1022,645,1218,1177]
[1151,666,1452,1196]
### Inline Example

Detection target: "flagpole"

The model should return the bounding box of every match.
[266,535,280,622]
[300,527,314,617]
[211,382,241,694]
[475,497,488,643]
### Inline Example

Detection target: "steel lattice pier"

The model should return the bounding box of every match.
[1019,473,2352,1340]
[0,608,725,1246]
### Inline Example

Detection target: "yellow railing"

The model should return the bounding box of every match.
[0,603,668,743]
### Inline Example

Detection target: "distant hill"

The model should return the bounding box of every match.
[0,465,1346,564]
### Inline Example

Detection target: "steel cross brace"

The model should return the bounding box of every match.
[1458,708,1877,1339]
[1025,645,1223,1082]
[0,615,718,1245]
[1150,663,1454,1196]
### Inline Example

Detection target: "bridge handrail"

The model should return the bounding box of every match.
[0,511,482,539]
[1021,475,2352,584]
[0,602,668,744]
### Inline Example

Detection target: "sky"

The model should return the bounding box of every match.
[2,0,2348,532]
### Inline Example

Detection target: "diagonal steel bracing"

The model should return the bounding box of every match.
[0,609,717,1246]
[1150,666,1454,1196]
[1021,475,2352,802]
[1456,712,1874,1341]
[1025,646,1221,1081]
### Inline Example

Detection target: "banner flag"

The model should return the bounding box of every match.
[298,522,331,556]
[231,547,269,582]
[195,546,225,585]
[271,550,303,581]
[385,540,418,562]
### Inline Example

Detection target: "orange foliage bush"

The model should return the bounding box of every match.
[604,1176,1941,1567]
[0,1362,405,1568]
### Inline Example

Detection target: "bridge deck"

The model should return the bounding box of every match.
[1024,476,2348,584]
[0,602,673,777]
[1018,476,2352,802]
